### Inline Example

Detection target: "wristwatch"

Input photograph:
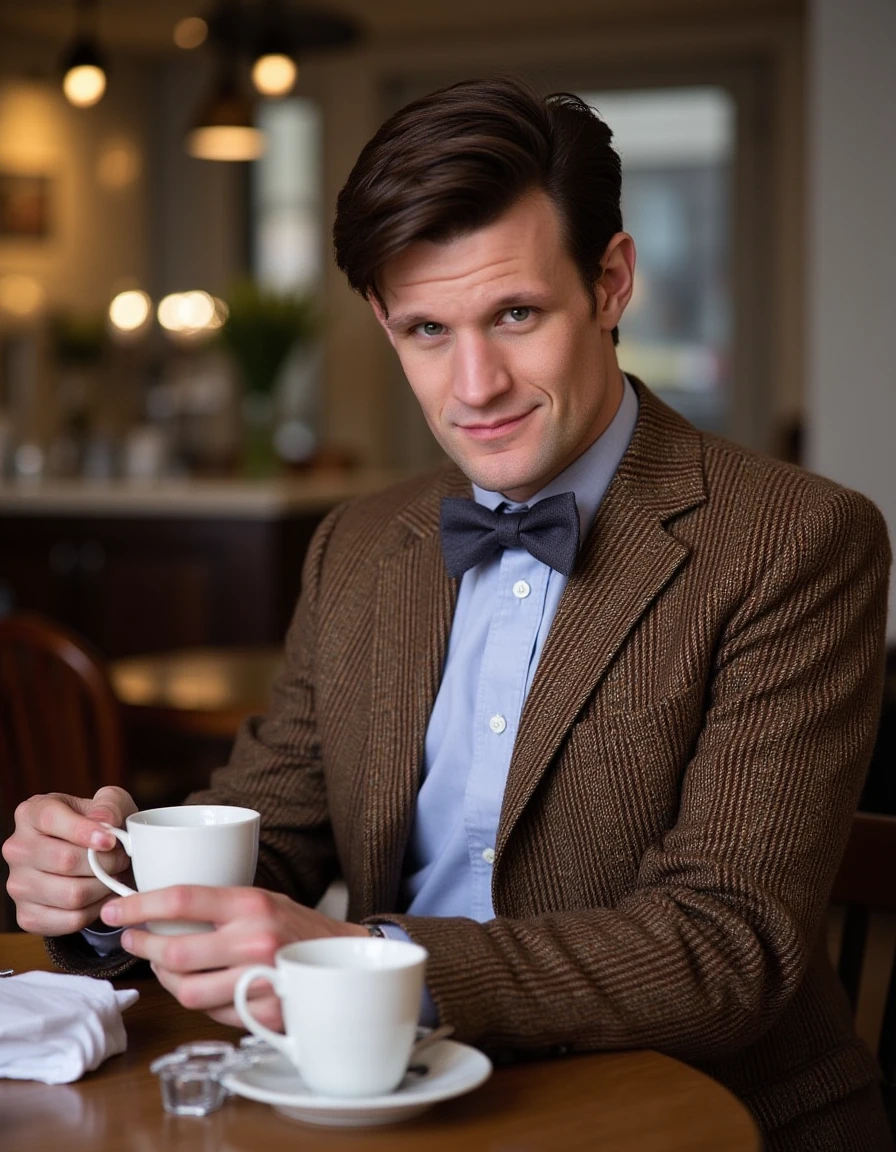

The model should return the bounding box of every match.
[366,924,386,938]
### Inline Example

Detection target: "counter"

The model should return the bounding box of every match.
[0,469,414,657]
[0,469,407,518]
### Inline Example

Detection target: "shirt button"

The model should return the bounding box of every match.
[489,714,507,734]
[513,580,531,599]
[481,847,496,865]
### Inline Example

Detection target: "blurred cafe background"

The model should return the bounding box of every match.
[0,0,893,811]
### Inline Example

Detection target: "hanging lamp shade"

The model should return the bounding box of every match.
[185,63,266,161]
[184,2,362,160]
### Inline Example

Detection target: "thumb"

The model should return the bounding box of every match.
[86,786,136,827]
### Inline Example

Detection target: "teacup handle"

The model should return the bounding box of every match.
[234,965,294,1062]
[87,825,137,897]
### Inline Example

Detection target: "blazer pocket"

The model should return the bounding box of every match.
[569,679,707,842]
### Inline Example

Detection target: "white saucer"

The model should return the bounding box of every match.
[221,1040,492,1127]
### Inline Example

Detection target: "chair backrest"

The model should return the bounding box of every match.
[0,612,126,930]
[830,810,896,1126]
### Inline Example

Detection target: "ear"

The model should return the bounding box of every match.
[596,232,636,333]
[369,295,396,348]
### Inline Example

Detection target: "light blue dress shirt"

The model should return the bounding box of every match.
[400,377,639,921]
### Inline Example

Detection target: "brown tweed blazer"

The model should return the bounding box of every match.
[49,381,892,1143]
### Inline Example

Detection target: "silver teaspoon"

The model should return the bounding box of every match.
[406,1024,455,1078]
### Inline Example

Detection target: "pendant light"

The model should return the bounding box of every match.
[251,0,298,97]
[185,53,266,161]
[184,1,361,161]
[61,0,108,108]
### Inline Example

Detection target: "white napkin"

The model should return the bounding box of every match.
[0,970,139,1084]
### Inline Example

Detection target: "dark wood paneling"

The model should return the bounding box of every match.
[0,512,321,657]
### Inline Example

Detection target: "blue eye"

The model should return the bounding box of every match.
[506,307,531,322]
[418,321,444,337]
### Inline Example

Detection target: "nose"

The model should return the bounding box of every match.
[451,331,512,408]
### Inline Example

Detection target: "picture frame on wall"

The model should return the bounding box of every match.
[0,173,52,238]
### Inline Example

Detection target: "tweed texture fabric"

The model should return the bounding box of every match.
[46,381,892,1145]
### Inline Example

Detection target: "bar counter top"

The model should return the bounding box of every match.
[0,469,409,519]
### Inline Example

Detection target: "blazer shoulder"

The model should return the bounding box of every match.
[319,464,469,558]
[698,430,891,558]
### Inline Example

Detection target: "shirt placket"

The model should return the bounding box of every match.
[465,544,548,920]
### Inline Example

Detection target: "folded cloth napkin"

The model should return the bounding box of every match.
[0,970,139,1084]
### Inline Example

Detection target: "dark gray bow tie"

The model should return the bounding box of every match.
[440,491,580,578]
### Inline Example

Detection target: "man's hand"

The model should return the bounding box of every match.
[2,787,137,936]
[99,885,369,1028]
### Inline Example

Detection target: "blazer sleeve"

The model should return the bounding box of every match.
[380,486,891,1064]
[182,503,350,907]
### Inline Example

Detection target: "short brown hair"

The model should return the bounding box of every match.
[333,76,622,337]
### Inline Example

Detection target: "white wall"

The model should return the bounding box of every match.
[806,0,896,637]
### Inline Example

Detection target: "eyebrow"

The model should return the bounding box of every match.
[383,291,551,334]
[382,312,432,334]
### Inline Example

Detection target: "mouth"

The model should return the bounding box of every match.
[457,409,535,442]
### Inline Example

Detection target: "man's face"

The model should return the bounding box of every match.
[374,191,633,501]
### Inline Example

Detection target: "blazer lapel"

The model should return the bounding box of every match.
[497,382,708,856]
[359,470,464,912]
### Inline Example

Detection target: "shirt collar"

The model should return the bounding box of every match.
[472,374,639,542]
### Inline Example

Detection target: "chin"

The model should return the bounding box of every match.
[448,444,542,498]
[469,472,537,499]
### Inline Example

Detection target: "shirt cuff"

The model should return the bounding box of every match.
[374,922,439,1029]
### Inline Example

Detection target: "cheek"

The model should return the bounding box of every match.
[402,371,446,436]
[545,332,602,411]
[398,349,451,418]
[516,324,581,384]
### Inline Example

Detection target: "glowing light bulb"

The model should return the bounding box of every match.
[251,54,297,97]
[63,63,106,108]
[109,290,151,333]
[158,290,221,337]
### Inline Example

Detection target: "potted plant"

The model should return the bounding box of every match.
[219,280,317,477]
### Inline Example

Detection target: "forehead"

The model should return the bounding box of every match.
[378,191,577,316]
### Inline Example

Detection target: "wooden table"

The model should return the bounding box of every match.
[0,933,760,1151]
[110,646,283,740]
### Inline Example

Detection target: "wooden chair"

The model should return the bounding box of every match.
[830,810,896,1131]
[0,612,126,931]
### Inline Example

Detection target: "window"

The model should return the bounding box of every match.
[250,98,323,458]
[580,88,735,433]
[252,97,323,293]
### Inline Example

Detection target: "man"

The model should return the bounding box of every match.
[3,78,892,1148]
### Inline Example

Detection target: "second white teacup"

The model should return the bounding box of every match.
[234,936,428,1098]
[87,804,260,935]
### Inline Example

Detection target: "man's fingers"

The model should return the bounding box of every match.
[4,820,129,878]
[7,864,114,917]
[87,787,137,835]
[207,998,283,1031]
[121,918,280,975]
[12,894,112,937]
[102,885,269,930]
[28,796,118,851]
[153,962,273,1012]
[150,960,282,1026]
[92,785,135,811]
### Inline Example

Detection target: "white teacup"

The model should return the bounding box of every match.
[87,805,260,935]
[234,936,428,1098]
